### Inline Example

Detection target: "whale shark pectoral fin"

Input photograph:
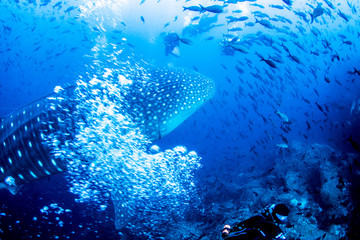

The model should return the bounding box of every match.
[0,182,22,195]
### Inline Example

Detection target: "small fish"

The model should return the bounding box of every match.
[282,43,290,53]
[238,16,249,21]
[294,11,308,22]
[232,10,242,13]
[348,135,360,152]
[335,79,342,86]
[199,4,224,14]
[324,104,329,112]
[313,89,319,97]
[253,11,270,19]
[140,16,145,23]
[322,39,332,49]
[260,56,277,69]
[323,0,335,9]
[331,53,340,62]
[228,27,243,32]
[338,10,349,22]
[281,126,289,133]
[53,1,62,9]
[179,37,193,45]
[270,55,284,64]
[348,68,360,76]
[350,100,356,117]
[183,6,201,12]
[347,1,357,14]
[270,5,284,10]
[276,143,288,149]
[281,135,289,144]
[164,22,170,28]
[310,50,320,56]
[354,68,360,76]
[255,18,273,29]
[64,6,75,14]
[228,43,249,54]
[276,110,289,122]
[250,3,265,9]
[315,102,324,113]
[271,17,280,22]
[245,22,255,27]
[288,53,301,64]
[40,0,51,6]
[282,0,292,6]
[250,145,256,152]
[324,76,330,83]
[311,27,321,37]
[235,65,244,74]
[260,114,268,123]
[191,16,200,21]
[226,16,240,23]
[343,40,352,45]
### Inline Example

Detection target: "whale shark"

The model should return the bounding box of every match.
[0,66,215,195]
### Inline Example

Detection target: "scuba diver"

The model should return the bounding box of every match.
[162,32,192,57]
[221,204,290,240]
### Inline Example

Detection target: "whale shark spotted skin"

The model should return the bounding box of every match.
[0,67,215,194]
[0,88,73,194]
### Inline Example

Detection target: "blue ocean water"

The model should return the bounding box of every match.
[0,0,359,239]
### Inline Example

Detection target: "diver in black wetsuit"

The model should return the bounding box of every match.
[221,204,290,240]
[163,32,180,56]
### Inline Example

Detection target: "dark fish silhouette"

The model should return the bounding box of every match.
[348,136,360,152]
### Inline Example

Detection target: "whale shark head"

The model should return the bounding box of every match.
[125,67,215,140]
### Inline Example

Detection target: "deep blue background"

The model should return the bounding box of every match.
[0,0,359,239]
